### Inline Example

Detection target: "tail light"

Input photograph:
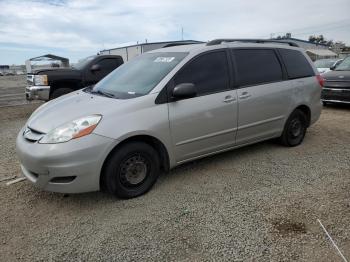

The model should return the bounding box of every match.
[316,75,324,87]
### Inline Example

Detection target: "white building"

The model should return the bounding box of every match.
[99,40,203,62]
[274,38,337,61]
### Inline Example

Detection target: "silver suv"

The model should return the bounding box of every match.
[16,39,323,198]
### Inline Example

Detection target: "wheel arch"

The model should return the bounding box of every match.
[294,104,311,127]
[100,134,170,190]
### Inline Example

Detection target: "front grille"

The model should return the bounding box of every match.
[324,80,350,90]
[23,126,45,142]
[322,88,350,102]
[27,74,34,86]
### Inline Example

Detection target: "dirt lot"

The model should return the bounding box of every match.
[0,75,41,107]
[0,100,350,261]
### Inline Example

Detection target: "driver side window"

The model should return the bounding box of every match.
[174,51,230,96]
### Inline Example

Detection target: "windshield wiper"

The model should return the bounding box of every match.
[89,89,116,98]
[95,90,115,98]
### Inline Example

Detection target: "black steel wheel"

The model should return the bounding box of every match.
[279,109,307,147]
[102,141,160,199]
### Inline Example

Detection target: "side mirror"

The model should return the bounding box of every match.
[330,64,336,71]
[91,64,101,72]
[172,83,197,100]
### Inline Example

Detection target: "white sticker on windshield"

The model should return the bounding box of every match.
[154,57,175,63]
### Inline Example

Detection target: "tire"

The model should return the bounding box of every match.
[50,88,74,100]
[279,109,307,147]
[322,101,328,106]
[102,142,160,199]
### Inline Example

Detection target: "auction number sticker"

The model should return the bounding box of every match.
[154,57,175,63]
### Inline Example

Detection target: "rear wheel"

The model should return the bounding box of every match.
[102,142,160,199]
[50,88,74,100]
[279,109,307,147]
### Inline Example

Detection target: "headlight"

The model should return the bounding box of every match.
[39,115,102,144]
[34,75,48,86]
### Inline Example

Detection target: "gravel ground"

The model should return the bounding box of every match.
[0,75,41,107]
[0,103,350,262]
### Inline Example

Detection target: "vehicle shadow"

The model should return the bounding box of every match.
[323,103,350,110]
[25,139,280,206]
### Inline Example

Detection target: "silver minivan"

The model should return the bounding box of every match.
[16,40,323,198]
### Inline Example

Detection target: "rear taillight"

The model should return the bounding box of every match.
[316,75,324,87]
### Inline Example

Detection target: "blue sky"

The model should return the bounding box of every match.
[0,0,350,65]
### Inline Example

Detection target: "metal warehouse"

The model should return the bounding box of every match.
[99,40,203,62]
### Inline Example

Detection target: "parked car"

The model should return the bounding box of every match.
[17,40,322,198]
[314,58,343,74]
[322,56,350,105]
[25,55,124,101]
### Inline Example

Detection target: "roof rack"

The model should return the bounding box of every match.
[206,39,299,47]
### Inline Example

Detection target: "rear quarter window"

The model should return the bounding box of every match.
[279,49,315,79]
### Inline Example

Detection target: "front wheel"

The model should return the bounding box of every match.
[102,142,160,199]
[279,109,307,147]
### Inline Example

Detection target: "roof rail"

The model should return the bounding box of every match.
[206,39,299,47]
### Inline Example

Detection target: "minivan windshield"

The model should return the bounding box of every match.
[91,52,188,99]
[335,57,350,71]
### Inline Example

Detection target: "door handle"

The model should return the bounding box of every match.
[223,95,236,103]
[239,92,251,100]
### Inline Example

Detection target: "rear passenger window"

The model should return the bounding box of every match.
[174,51,230,95]
[279,49,315,79]
[233,49,283,87]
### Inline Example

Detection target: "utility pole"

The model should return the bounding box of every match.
[181,27,184,40]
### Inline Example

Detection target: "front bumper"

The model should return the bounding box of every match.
[26,86,50,101]
[16,128,118,193]
[321,87,350,104]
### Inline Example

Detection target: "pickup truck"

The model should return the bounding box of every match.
[26,55,124,101]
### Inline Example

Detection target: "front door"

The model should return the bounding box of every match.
[168,50,238,162]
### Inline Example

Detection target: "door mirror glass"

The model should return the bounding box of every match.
[91,64,101,72]
[172,83,197,99]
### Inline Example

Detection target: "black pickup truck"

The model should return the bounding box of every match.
[26,55,123,101]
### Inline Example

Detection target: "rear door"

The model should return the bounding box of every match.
[168,50,238,162]
[232,48,293,145]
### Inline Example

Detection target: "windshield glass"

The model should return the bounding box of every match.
[73,56,95,70]
[314,59,336,68]
[92,52,188,99]
[335,57,350,71]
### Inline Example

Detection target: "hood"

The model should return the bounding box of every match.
[32,67,80,75]
[27,91,129,133]
[323,70,350,81]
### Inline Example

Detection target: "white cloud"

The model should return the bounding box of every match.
[0,0,349,56]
